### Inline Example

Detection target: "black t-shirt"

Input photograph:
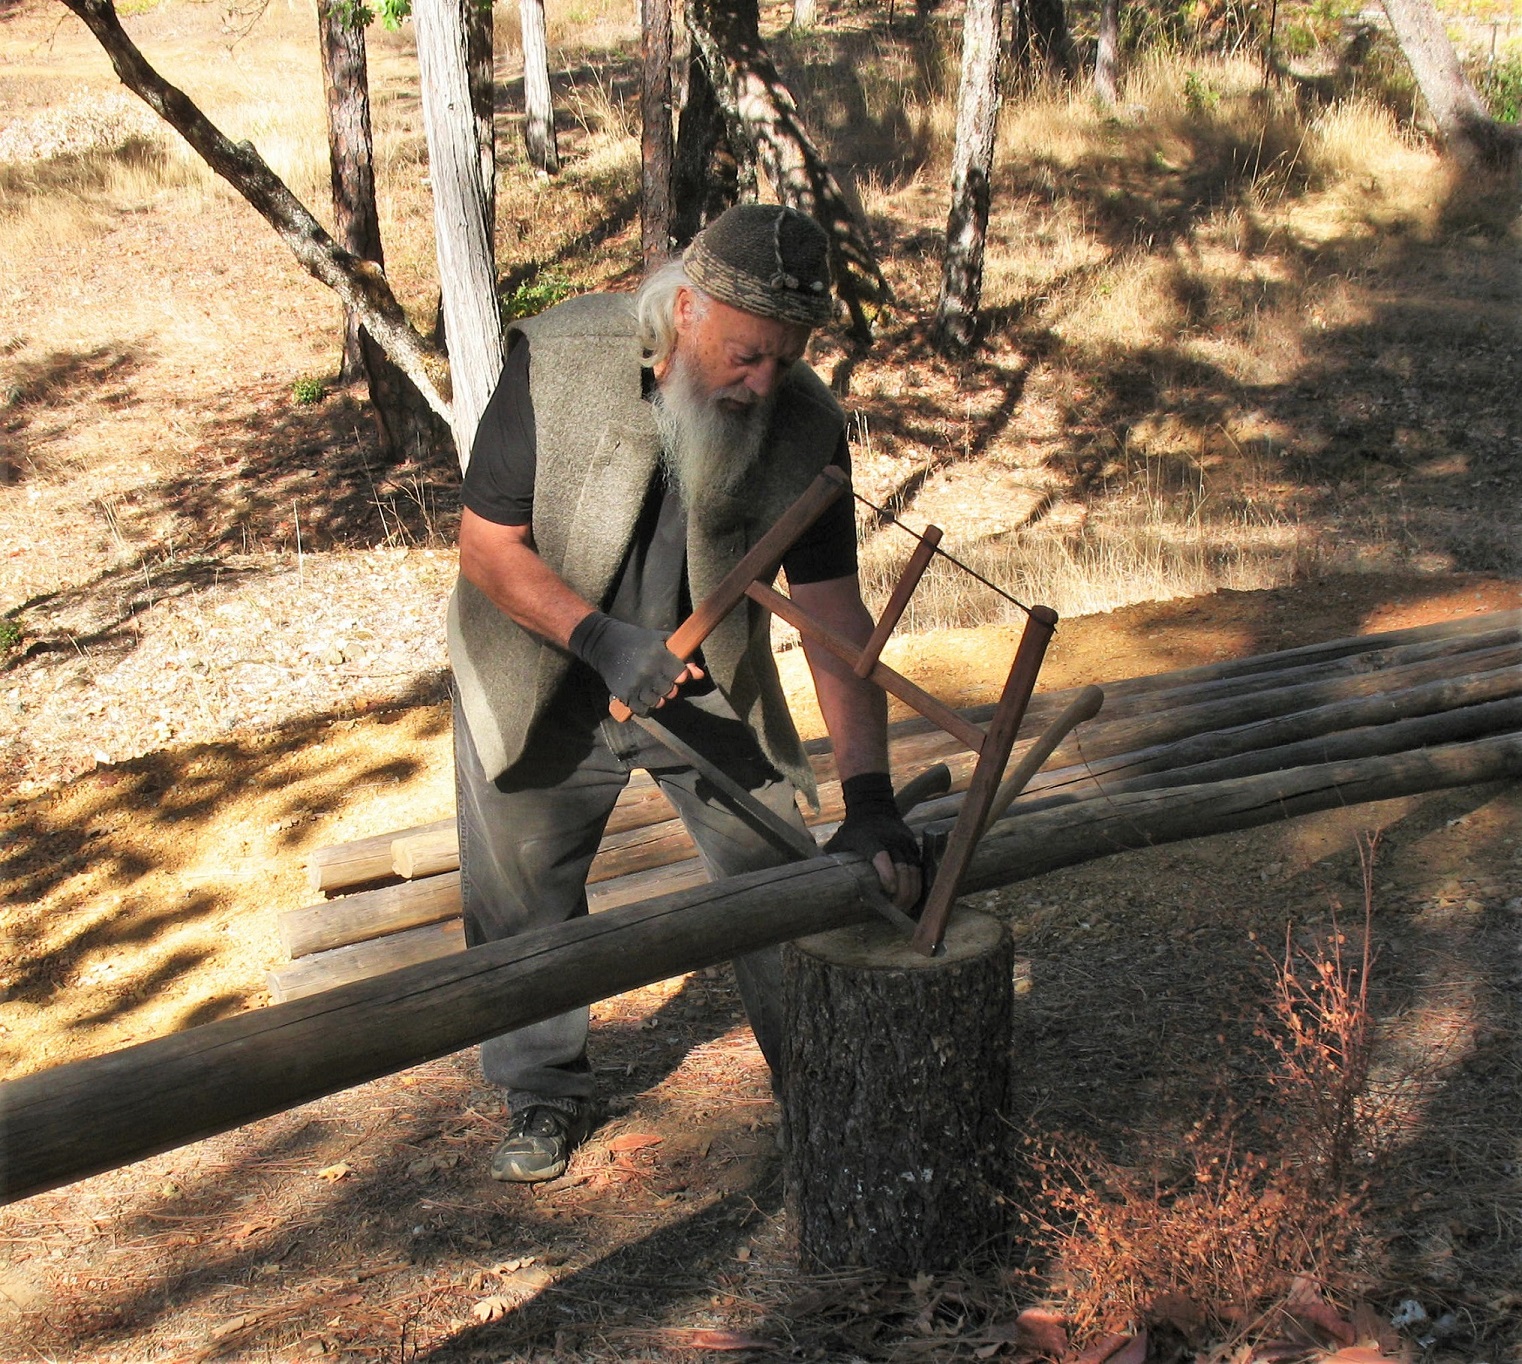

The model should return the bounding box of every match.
[462,334,858,638]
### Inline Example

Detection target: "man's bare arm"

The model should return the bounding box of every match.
[789,573,889,782]
[458,508,701,709]
[791,574,920,910]
[458,507,597,648]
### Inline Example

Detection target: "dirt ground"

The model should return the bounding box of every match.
[2,570,1519,1362]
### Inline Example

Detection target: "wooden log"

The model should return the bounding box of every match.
[782,908,1014,1272]
[954,730,1522,897]
[303,613,1517,894]
[332,632,1522,904]
[271,919,466,1000]
[281,873,463,959]
[1058,665,1522,792]
[391,825,460,881]
[306,818,452,893]
[1052,609,1517,704]
[916,612,1519,752]
[308,773,669,894]
[1014,694,1522,812]
[894,666,1522,828]
[282,686,1522,993]
[269,859,713,999]
[2,858,886,1204]
[906,666,1522,825]
[6,730,1519,1204]
[281,664,1522,969]
[965,646,1522,809]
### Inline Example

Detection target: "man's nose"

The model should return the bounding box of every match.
[745,360,780,398]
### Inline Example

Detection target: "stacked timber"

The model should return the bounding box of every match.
[7,610,1521,1207]
[274,609,1522,1002]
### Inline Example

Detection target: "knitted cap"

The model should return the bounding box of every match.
[683,204,834,328]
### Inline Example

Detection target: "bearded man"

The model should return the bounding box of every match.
[448,204,920,1184]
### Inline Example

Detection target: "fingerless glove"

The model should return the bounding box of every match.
[568,612,685,716]
[823,772,920,866]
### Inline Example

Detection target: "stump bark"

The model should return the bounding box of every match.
[781,908,1015,1273]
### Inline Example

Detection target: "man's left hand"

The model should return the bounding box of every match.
[824,772,922,912]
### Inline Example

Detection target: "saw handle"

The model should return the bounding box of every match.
[608,466,851,722]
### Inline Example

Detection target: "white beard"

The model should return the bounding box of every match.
[651,349,776,531]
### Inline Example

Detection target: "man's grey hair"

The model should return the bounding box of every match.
[635,259,710,368]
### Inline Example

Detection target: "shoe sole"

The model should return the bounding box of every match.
[490,1155,569,1183]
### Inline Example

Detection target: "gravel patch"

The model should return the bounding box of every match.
[4,546,455,793]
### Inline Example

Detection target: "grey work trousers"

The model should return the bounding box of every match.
[453,673,810,1104]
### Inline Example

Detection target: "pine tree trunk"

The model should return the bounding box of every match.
[520,0,560,173]
[1095,0,1119,105]
[316,0,384,383]
[1380,0,1517,165]
[1028,0,1075,78]
[640,0,674,265]
[414,0,506,464]
[360,332,452,461]
[933,0,1002,353]
[781,910,1014,1273]
[686,0,890,338]
[467,0,496,242]
[316,0,449,460]
[671,50,752,245]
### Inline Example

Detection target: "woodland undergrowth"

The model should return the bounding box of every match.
[1015,837,1430,1354]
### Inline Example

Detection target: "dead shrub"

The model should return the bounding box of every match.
[1017,836,1396,1348]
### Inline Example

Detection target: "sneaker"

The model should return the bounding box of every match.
[489,1103,592,1183]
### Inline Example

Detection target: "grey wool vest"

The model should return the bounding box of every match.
[446,292,846,802]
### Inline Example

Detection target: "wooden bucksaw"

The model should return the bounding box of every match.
[607,465,1101,956]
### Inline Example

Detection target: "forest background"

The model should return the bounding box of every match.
[1,0,1521,1356]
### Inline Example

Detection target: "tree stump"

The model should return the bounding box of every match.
[780,908,1015,1273]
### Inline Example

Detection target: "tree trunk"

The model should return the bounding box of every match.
[360,330,454,460]
[467,0,497,243]
[671,50,751,245]
[791,0,818,29]
[414,0,506,464]
[641,0,675,265]
[520,0,560,172]
[316,0,384,383]
[1095,0,1119,105]
[933,0,1002,353]
[686,0,890,338]
[1028,0,1075,78]
[60,0,452,428]
[314,0,450,458]
[1380,0,1518,165]
[782,909,1014,1272]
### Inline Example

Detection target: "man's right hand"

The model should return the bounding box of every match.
[568,612,697,716]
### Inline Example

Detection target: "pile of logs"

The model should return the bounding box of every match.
[4,609,1517,1208]
[276,609,1522,1000]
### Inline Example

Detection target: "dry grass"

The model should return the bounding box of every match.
[858,474,1308,628]
[1017,841,1401,1349]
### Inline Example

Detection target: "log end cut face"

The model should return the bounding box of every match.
[793,906,1006,972]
